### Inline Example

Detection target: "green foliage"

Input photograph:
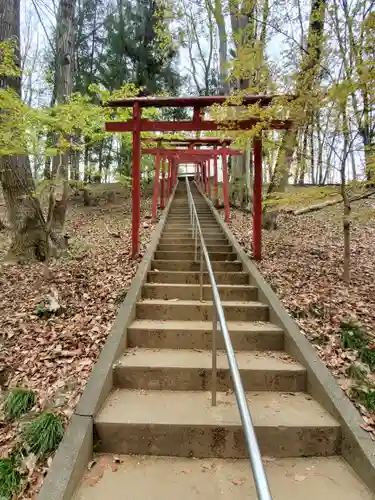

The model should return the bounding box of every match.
[96,0,182,95]
[0,41,20,78]
[22,412,64,457]
[0,458,22,500]
[346,361,368,381]
[0,42,143,163]
[340,321,375,371]
[360,347,375,372]
[340,321,367,350]
[4,389,35,421]
[35,305,51,318]
[351,385,375,412]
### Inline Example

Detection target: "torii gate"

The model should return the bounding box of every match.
[105,95,292,259]
[143,136,234,212]
[142,145,243,224]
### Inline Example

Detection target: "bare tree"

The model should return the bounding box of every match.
[181,0,215,95]
[267,0,328,195]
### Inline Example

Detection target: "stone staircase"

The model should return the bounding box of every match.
[73,181,373,499]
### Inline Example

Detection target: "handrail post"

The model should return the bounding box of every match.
[212,304,217,406]
[194,221,198,262]
[200,246,203,301]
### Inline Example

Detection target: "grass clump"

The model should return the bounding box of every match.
[340,322,375,372]
[341,322,375,413]
[0,458,22,500]
[22,412,64,457]
[360,347,375,372]
[351,385,375,412]
[340,321,367,350]
[4,389,35,420]
[346,362,368,381]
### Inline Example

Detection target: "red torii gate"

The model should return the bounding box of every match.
[105,95,292,259]
[143,144,242,223]
[143,136,234,212]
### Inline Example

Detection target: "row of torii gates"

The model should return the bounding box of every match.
[105,95,292,260]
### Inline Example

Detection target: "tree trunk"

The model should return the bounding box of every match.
[297,126,308,185]
[49,0,75,243]
[0,0,49,261]
[84,144,90,182]
[343,197,351,283]
[208,0,229,94]
[340,102,351,283]
[70,137,80,181]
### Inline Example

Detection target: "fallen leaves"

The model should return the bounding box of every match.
[231,478,245,486]
[224,197,375,438]
[0,195,154,497]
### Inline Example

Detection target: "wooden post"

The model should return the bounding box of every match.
[167,158,172,198]
[151,152,161,223]
[253,136,262,261]
[207,160,211,198]
[214,151,219,208]
[160,158,166,209]
[172,159,177,187]
[222,152,230,222]
[132,102,141,258]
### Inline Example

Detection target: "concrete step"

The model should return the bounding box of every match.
[151,260,242,272]
[159,236,229,245]
[169,207,210,211]
[168,209,210,213]
[157,244,233,253]
[142,283,257,301]
[147,271,249,285]
[94,390,341,458]
[169,210,210,215]
[168,215,214,219]
[166,224,220,229]
[165,224,220,230]
[74,455,374,500]
[136,299,268,321]
[167,219,215,224]
[127,319,284,351]
[154,251,237,262]
[166,220,216,225]
[161,232,225,240]
[113,348,306,392]
[162,229,224,237]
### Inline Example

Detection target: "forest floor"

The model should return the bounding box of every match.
[0,185,374,498]
[223,195,375,441]
[0,185,154,498]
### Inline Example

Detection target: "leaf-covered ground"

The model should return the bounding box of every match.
[0,193,154,498]
[1,187,374,497]
[223,197,375,439]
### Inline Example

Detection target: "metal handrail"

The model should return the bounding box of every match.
[185,178,272,500]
